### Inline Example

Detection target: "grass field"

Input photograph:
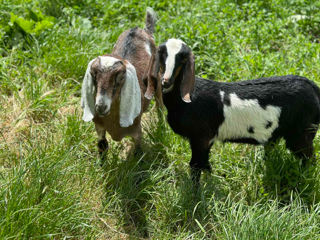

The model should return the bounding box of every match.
[1,0,320,239]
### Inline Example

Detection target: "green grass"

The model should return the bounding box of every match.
[1,0,320,239]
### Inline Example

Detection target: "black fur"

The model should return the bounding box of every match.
[248,126,254,134]
[158,40,320,182]
[266,121,272,129]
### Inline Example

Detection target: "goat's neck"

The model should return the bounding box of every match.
[162,71,184,108]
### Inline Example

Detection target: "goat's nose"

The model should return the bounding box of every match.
[162,77,169,85]
[95,104,108,115]
[162,78,171,88]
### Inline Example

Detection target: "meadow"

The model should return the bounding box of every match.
[1,0,320,239]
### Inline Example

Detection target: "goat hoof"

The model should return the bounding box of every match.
[98,139,108,152]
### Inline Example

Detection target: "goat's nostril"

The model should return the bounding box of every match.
[96,104,108,114]
[162,77,169,86]
[162,80,171,89]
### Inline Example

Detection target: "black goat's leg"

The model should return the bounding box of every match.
[189,139,212,184]
[285,129,317,167]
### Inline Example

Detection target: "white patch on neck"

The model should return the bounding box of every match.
[163,39,184,80]
[215,91,281,144]
[145,42,151,56]
[220,90,225,102]
[99,56,120,70]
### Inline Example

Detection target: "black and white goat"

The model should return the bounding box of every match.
[152,38,320,182]
[81,9,158,156]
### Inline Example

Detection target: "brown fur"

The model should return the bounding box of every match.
[89,10,158,156]
[180,53,195,102]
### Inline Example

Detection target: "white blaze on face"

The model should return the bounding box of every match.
[216,91,281,143]
[163,39,184,83]
[95,94,112,114]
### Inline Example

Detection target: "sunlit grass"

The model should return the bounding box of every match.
[1,0,320,239]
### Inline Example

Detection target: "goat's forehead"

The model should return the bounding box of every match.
[165,39,185,56]
[98,56,120,70]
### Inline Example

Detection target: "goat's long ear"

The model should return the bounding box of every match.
[144,48,160,98]
[81,59,96,122]
[180,52,195,103]
[119,62,141,127]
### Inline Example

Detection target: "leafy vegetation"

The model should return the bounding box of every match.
[1,0,320,239]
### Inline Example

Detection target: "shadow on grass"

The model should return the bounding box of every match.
[263,143,319,205]
[100,111,172,238]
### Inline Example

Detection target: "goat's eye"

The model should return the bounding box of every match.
[116,73,125,83]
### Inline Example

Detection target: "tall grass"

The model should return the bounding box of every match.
[1,0,320,239]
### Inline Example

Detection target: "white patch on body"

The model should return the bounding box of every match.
[215,91,281,144]
[145,42,152,56]
[163,39,184,84]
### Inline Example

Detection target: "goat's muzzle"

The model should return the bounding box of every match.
[162,77,171,88]
[95,103,110,117]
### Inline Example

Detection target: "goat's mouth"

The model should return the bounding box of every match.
[97,110,110,117]
[162,77,174,93]
[162,83,174,93]
[95,105,111,117]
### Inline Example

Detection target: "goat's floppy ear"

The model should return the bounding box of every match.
[180,52,195,103]
[119,61,141,127]
[145,50,160,100]
[81,59,97,122]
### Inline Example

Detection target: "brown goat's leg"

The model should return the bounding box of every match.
[132,125,143,155]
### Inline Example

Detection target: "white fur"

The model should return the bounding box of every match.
[81,59,96,122]
[95,93,112,115]
[163,39,184,83]
[145,42,152,56]
[99,56,120,70]
[215,91,281,143]
[119,61,141,127]
[220,91,225,102]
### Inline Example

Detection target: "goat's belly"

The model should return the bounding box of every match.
[215,92,282,144]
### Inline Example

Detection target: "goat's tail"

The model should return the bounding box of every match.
[145,7,157,35]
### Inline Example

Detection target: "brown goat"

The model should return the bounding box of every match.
[81,8,158,156]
